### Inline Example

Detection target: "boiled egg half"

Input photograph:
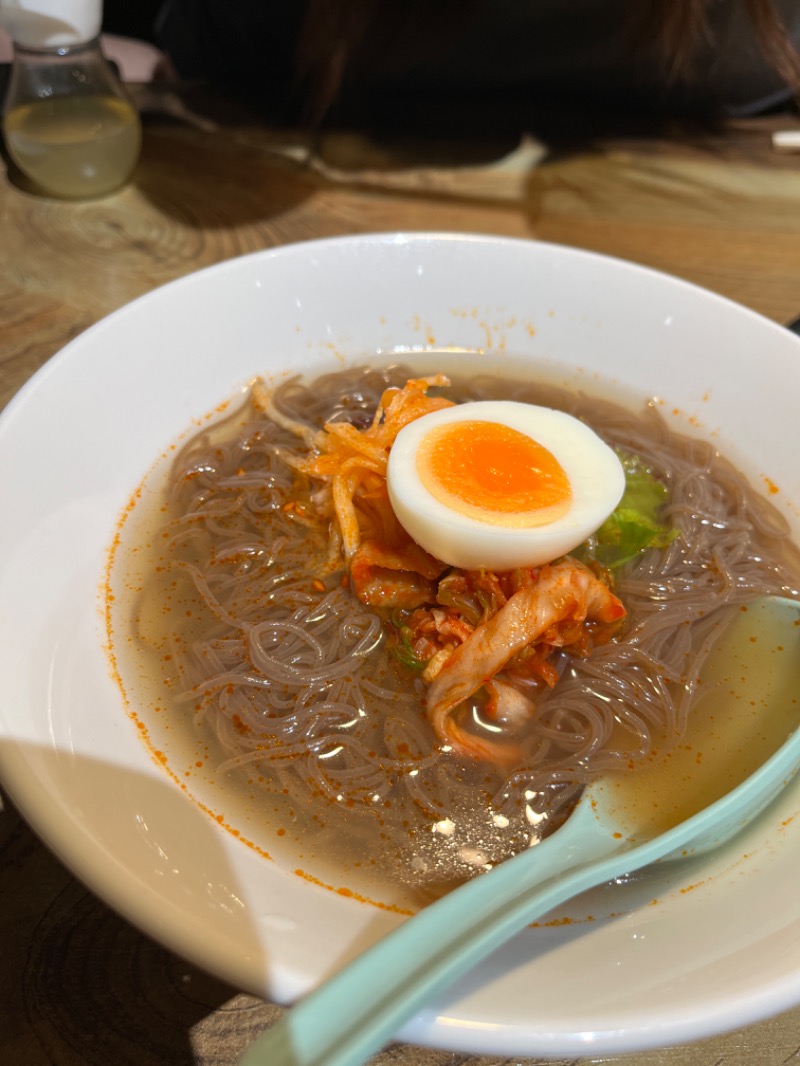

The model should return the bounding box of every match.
[386,400,625,571]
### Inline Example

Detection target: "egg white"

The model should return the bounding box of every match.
[386,400,625,571]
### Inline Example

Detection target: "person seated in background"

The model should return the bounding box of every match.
[144,0,800,133]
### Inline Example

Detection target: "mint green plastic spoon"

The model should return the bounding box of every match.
[240,595,800,1066]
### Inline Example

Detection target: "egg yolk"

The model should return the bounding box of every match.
[416,420,572,528]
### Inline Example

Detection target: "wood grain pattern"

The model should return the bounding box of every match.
[2,87,800,1066]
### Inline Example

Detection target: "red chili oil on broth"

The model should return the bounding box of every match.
[107,362,800,913]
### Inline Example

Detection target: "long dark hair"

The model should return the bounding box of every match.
[630,0,800,83]
[294,0,800,123]
[295,0,470,124]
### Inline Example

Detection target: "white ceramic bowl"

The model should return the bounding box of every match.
[1,233,799,1058]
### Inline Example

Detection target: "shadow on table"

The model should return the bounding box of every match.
[1,789,244,1064]
[0,735,294,1066]
[129,80,735,228]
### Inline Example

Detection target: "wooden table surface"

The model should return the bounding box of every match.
[2,85,800,1066]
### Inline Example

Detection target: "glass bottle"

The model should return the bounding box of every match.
[1,3,141,199]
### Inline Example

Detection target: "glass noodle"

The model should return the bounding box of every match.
[131,365,800,895]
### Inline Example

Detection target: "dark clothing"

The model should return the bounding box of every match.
[154,0,800,131]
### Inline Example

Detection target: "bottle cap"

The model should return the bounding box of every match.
[0,0,102,49]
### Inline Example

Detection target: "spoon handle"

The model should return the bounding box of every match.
[239,799,627,1066]
[240,595,800,1066]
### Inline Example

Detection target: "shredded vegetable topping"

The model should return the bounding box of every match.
[270,373,454,561]
[258,374,635,768]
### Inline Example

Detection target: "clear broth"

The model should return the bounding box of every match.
[108,362,800,910]
[600,598,800,837]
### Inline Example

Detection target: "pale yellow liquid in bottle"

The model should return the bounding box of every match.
[3,94,141,199]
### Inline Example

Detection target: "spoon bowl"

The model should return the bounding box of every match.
[241,595,800,1066]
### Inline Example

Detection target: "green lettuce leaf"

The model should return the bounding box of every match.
[578,452,678,569]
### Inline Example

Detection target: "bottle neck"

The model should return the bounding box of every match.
[4,34,130,110]
[0,0,103,51]
[12,36,100,60]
